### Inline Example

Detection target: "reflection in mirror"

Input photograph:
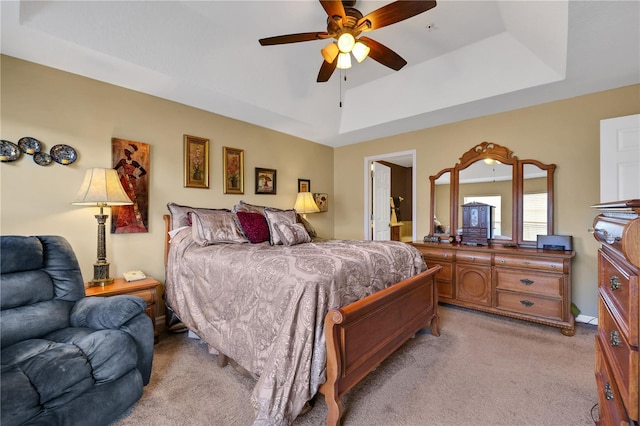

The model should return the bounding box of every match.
[433,171,451,234]
[458,161,513,240]
[522,163,550,242]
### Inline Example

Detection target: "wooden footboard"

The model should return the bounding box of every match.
[319,265,441,426]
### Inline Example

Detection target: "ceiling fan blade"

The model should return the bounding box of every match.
[317,58,338,82]
[259,32,329,46]
[319,0,346,21]
[358,1,437,32]
[360,36,407,71]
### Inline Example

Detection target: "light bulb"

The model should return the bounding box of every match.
[337,33,355,53]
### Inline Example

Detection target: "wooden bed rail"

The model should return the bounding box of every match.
[319,265,441,426]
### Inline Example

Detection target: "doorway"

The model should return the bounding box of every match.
[363,150,416,241]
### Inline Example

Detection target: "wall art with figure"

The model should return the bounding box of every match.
[111,138,149,233]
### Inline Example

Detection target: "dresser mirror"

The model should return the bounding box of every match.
[429,142,555,246]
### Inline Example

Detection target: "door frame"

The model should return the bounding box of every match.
[363,150,417,240]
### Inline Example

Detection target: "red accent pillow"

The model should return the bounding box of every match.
[235,211,270,243]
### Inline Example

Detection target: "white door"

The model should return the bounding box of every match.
[372,162,391,240]
[600,114,640,202]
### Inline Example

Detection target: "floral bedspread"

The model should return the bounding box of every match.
[165,229,426,425]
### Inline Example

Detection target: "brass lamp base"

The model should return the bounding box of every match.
[90,260,113,287]
[89,277,114,288]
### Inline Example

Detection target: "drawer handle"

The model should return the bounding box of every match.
[610,275,621,291]
[523,261,531,265]
[610,330,620,347]
[520,300,534,307]
[500,259,505,264]
[470,256,475,261]
[604,383,614,401]
[520,278,534,286]
[443,254,449,258]
[549,264,556,269]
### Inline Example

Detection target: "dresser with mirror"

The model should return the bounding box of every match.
[411,142,576,335]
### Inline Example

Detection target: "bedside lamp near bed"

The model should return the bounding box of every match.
[294,192,320,219]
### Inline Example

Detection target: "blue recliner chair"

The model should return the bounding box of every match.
[1,235,154,426]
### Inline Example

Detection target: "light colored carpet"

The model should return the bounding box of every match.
[116,305,598,425]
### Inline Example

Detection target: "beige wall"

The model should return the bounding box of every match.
[2,55,639,319]
[334,85,639,318]
[0,56,334,298]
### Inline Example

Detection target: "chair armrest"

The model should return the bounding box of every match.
[70,295,147,330]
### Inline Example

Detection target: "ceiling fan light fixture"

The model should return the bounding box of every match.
[321,43,339,63]
[337,32,355,53]
[336,52,352,69]
[352,40,370,63]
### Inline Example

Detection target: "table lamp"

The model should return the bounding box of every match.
[72,168,132,287]
[294,192,320,218]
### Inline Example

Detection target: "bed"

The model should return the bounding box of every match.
[162,203,440,425]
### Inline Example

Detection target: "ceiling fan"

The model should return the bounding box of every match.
[259,0,437,82]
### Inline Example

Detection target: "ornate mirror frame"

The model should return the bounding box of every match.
[429,142,556,247]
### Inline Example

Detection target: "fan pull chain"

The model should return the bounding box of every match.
[339,69,347,108]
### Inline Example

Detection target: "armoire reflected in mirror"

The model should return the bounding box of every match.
[429,142,555,246]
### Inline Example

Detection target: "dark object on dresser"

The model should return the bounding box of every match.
[592,200,640,424]
[462,202,495,245]
[0,235,154,426]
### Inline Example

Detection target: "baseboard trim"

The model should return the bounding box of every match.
[576,314,598,326]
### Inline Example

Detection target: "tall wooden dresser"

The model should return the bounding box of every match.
[592,200,640,425]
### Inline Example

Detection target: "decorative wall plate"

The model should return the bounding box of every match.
[18,137,42,155]
[34,151,53,166]
[0,140,21,162]
[50,144,77,165]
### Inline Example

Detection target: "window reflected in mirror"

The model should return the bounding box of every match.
[522,163,549,240]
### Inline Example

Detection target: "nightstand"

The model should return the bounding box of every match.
[85,277,159,343]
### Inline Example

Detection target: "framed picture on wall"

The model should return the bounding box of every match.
[183,135,209,189]
[298,179,310,192]
[314,193,328,212]
[223,146,244,194]
[111,138,149,234]
[255,168,277,194]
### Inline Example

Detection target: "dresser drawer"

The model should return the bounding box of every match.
[420,247,455,261]
[456,251,491,265]
[495,254,564,272]
[598,297,639,421]
[595,337,633,425]
[495,270,562,297]
[599,248,639,347]
[495,291,563,321]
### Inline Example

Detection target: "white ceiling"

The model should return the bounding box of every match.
[1,1,638,149]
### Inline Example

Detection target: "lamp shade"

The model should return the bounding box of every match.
[294,192,320,214]
[352,41,370,63]
[321,42,340,63]
[72,168,133,206]
[336,52,352,69]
